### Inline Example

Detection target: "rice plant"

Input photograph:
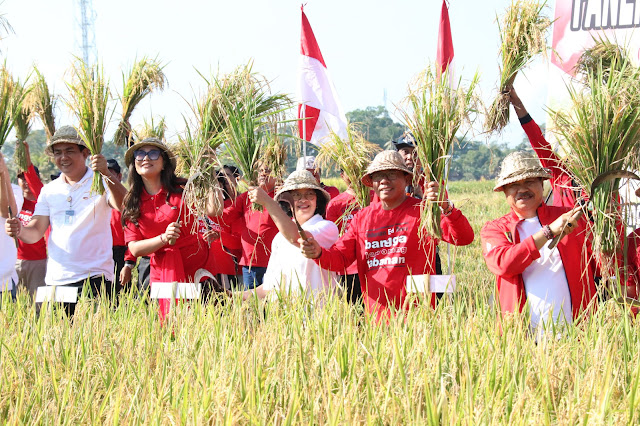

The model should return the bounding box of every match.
[550,58,640,281]
[0,67,18,149]
[132,116,166,142]
[574,36,633,84]
[316,123,380,215]
[398,66,479,239]
[66,59,111,194]
[113,57,166,146]
[260,122,288,187]
[28,66,56,141]
[11,78,33,172]
[485,0,551,134]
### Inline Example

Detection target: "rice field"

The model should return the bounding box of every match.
[1,180,639,424]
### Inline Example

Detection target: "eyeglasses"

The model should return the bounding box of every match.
[371,171,403,182]
[134,149,162,161]
[291,191,317,201]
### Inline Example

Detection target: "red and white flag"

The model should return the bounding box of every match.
[436,0,455,86]
[298,5,347,146]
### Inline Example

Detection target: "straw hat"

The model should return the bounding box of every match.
[45,126,87,156]
[361,150,412,187]
[493,151,552,192]
[275,170,331,204]
[124,137,176,168]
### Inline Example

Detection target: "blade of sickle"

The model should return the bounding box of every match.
[277,191,307,241]
[549,170,640,249]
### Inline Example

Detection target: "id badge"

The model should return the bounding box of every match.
[64,210,75,225]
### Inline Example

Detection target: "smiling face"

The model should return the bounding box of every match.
[371,169,410,209]
[503,177,544,219]
[51,142,89,181]
[290,188,317,224]
[17,175,34,200]
[398,147,415,170]
[258,165,276,192]
[133,145,164,182]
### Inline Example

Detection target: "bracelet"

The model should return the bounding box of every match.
[542,225,554,240]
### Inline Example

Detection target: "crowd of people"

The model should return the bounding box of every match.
[1,90,640,335]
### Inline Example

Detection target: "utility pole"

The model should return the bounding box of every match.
[77,0,96,66]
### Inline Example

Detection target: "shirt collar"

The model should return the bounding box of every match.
[141,186,167,201]
[61,167,92,187]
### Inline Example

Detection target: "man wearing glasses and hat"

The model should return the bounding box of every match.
[481,152,596,334]
[300,150,474,319]
[4,126,127,316]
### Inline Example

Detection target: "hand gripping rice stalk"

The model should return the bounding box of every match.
[66,60,111,194]
[485,0,551,134]
[550,58,640,281]
[113,57,166,146]
[398,66,479,240]
[12,79,32,172]
[316,124,381,229]
[29,66,56,141]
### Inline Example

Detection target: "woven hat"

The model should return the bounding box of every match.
[296,156,317,171]
[361,150,412,187]
[493,151,552,192]
[275,170,331,204]
[124,137,176,168]
[45,126,87,155]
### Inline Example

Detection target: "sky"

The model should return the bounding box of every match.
[1,0,555,146]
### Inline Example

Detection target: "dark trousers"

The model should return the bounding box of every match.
[339,273,363,305]
[137,256,151,294]
[112,246,127,299]
[242,266,267,290]
[36,276,112,318]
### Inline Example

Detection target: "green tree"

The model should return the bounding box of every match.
[346,106,405,150]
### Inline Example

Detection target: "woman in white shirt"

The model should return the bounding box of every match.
[243,170,339,302]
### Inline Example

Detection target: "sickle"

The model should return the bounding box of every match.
[277,191,307,241]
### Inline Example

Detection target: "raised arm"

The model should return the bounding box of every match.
[248,187,301,247]
[0,153,17,219]
[91,154,127,211]
[22,142,44,198]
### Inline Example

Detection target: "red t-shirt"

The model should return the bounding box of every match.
[17,165,46,261]
[124,187,209,283]
[111,209,126,246]
[321,184,340,200]
[316,196,474,319]
[222,191,278,268]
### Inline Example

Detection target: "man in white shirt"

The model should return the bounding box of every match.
[481,152,597,335]
[4,126,127,316]
[0,153,23,299]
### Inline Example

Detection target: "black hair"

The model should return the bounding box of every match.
[223,164,240,178]
[278,189,328,219]
[121,149,185,227]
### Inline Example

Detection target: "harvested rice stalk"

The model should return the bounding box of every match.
[261,122,288,187]
[485,0,551,134]
[398,66,479,239]
[215,65,291,211]
[66,59,111,194]
[12,79,32,172]
[574,36,633,84]
[29,66,56,141]
[550,59,640,277]
[113,57,166,146]
[316,124,380,218]
[133,116,166,142]
[0,68,18,149]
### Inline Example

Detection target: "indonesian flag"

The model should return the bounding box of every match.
[436,0,455,86]
[298,5,347,146]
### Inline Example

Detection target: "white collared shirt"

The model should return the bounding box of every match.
[261,214,340,304]
[0,184,24,291]
[34,167,114,285]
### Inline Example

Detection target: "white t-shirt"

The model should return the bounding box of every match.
[0,184,24,291]
[516,217,573,331]
[34,167,114,286]
[261,214,339,304]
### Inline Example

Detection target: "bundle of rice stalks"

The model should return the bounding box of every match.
[113,57,166,146]
[574,36,632,84]
[132,116,166,143]
[316,124,380,217]
[485,0,551,134]
[214,65,291,211]
[29,66,56,141]
[11,79,32,172]
[398,66,479,239]
[0,68,18,149]
[260,122,288,187]
[550,59,640,276]
[66,60,111,194]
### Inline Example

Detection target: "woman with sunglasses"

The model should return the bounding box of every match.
[239,170,339,303]
[121,138,221,319]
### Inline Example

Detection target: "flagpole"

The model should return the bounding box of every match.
[301,103,307,162]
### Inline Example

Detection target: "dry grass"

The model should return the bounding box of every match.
[28,66,56,141]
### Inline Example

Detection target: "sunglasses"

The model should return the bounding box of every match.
[133,149,162,161]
